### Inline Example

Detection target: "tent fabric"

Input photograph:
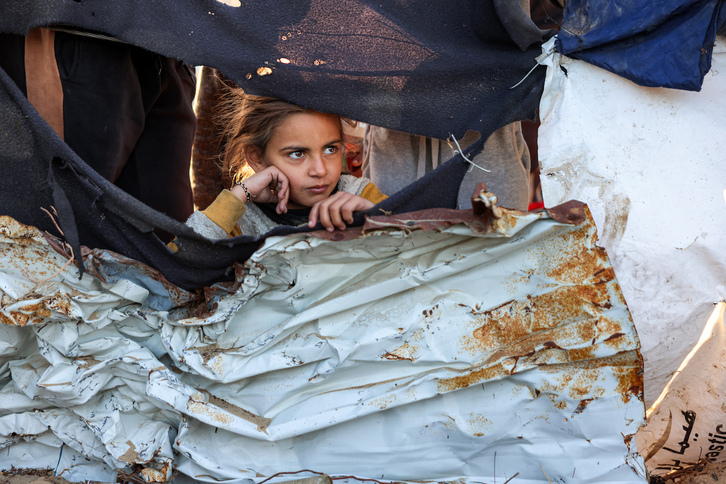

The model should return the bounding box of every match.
[538,33,726,407]
[557,0,726,91]
[0,0,546,142]
[0,63,481,290]
[1,0,723,291]
[0,0,544,290]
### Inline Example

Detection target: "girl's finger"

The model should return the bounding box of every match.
[328,199,347,230]
[341,201,355,224]
[308,203,320,228]
[318,201,334,231]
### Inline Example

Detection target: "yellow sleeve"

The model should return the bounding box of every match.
[201,189,246,237]
[168,190,245,251]
[360,183,388,205]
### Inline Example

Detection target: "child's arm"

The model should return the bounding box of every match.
[179,167,290,242]
[230,166,291,214]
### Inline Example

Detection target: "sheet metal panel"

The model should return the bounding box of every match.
[0,194,646,483]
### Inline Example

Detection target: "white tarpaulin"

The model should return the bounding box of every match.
[538,36,726,405]
[0,194,647,483]
[636,302,726,476]
[537,35,726,475]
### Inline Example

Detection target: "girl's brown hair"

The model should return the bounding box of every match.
[219,88,345,182]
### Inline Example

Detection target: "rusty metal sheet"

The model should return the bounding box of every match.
[0,194,646,483]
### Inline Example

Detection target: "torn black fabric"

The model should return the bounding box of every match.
[0,64,476,290]
[0,0,545,141]
[0,1,546,289]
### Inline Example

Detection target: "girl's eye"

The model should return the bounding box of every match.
[323,145,339,155]
[288,151,304,159]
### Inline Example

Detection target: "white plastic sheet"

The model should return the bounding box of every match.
[636,302,726,476]
[537,35,726,477]
[0,197,646,483]
[538,36,726,406]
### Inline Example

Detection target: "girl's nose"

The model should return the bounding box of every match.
[309,154,328,176]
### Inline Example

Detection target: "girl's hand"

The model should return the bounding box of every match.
[308,192,374,231]
[231,167,290,214]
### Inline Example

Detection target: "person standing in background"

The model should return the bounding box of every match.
[0,27,197,241]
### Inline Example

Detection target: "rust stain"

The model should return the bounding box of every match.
[0,312,16,326]
[623,433,633,447]
[568,345,597,361]
[369,393,398,409]
[118,441,139,463]
[545,242,612,286]
[141,467,165,483]
[573,398,594,415]
[537,369,605,401]
[190,390,271,433]
[1,307,51,327]
[382,341,417,362]
[382,352,412,361]
[517,207,615,289]
[14,301,54,317]
[612,359,644,405]
[0,216,47,245]
[195,343,223,365]
[461,284,624,364]
[533,351,643,405]
[604,332,625,342]
[187,400,234,426]
[437,361,509,393]
[466,413,492,437]
[546,200,588,225]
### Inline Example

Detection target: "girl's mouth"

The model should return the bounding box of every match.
[308,185,328,194]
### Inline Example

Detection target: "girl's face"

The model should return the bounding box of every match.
[249,111,343,209]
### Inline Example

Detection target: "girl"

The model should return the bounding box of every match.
[185,92,387,240]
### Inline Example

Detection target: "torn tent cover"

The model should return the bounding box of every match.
[0,0,548,291]
[557,0,726,91]
[0,74,480,291]
[0,0,548,142]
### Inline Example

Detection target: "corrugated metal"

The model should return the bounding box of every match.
[0,193,646,483]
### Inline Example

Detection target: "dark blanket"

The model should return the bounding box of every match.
[0,0,549,290]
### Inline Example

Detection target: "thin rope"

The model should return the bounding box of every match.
[448,134,491,173]
[509,43,556,90]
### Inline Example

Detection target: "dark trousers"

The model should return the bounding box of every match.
[0,29,196,237]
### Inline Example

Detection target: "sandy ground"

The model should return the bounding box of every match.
[0,468,144,484]
[0,469,71,484]
[4,463,726,484]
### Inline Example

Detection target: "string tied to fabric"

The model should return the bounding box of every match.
[509,36,557,89]
[448,134,491,173]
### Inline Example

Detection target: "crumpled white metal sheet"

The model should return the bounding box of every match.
[0,195,646,483]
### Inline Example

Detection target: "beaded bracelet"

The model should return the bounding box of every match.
[234,181,254,203]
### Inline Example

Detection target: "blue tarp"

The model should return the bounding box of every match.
[557,0,726,91]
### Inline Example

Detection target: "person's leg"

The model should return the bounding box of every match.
[54,31,144,183]
[0,33,27,93]
[114,50,196,226]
